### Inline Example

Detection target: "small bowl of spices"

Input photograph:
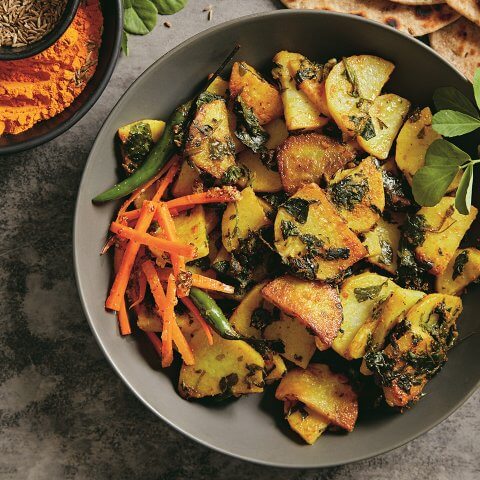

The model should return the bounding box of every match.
[0,0,80,60]
[0,0,123,154]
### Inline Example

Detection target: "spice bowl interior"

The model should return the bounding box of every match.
[0,0,122,156]
[0,0,80,61]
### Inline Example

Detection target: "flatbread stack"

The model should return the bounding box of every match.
[281,0,480,81]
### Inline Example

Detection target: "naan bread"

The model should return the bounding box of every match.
[430,17,480,81]
[390,1,444,5]
[280,0,460,36]
[446,0,480,27]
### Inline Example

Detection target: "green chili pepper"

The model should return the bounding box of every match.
[189,287,284,355]
[92,101,191,203]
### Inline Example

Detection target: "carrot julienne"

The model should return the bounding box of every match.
[106,201,157,311]
[112,245,132,334]
[151,160,180,202]
[161,274,176,367]
[181,296,214,346]
[130,271,147,309]
[110,221,196,258]
[157,269,234,294]
[171,320,195,365]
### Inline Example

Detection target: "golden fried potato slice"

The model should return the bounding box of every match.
[284,400,329,445]
[411,197,477,275]
[276,364,358,432]
[230,61,283,125]
[325,55,394,136]
[435,248,480,295]
[327,156,385,234]
[262,275,342,347]
[185,99,236,178]
[274,183,367,281]
[277,133,358,195]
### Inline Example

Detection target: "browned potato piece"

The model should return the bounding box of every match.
[185,99,236,178]
[276,364,358,432]
[178,330,265,399]
[262,275,342,347]
[277,133,358,195]
[229,61,283,125]
[274,183,367,281]
[327,156,385,234]
[284,401,329,445]
[171,161,201,198]
[435,248,480,296]
[412,197,478,275]
[263,313,317,368]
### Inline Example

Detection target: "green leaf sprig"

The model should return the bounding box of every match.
[412,69,480,215]
[122,0,189,54]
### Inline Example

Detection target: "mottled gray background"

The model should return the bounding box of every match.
[0,1,478,479]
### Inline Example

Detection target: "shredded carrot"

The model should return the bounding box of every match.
[181,297,214,346]
[106,201,157,311]
[101,235,117,255]
[146,332,163,358]
[110,221,196,258]
[141,260,167,312]
[116,156,179,221]
[161,274,176,367]
[157,269,234,294]
[156,203,189,297]
[130,271,147,309]
[166,187,241,211]
[151,160,180,202]
[171,321,195,365]
[112,245,131,334]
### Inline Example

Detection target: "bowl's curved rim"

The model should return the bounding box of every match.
[0,0,123,157]
[74,9,477,468]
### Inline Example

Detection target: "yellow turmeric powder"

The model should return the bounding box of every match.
[0,0,103,136]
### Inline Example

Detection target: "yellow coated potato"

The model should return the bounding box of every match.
[274,183,367,282]
[435,248,480,295]
[327,156,385,234]
[222,186,270,252]
[276,364,358,432]
[284,401,329,445]
[325,55,394,136]
[171,161,201,198]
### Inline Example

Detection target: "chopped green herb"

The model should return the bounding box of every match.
[328,175,369,211]
[122,122,154,174]
[280,220,300,240]
[250,307,273,330]
[281,197,315,224]
[220,164,250,186]
[342,57,359,98]
[354,282,387,303]
[403,214,428,248]
[234,97,269,153]
[452,250,469,280]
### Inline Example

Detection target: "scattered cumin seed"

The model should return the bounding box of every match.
[164,21,171,28]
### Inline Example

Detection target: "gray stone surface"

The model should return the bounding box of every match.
[0,1,478,478]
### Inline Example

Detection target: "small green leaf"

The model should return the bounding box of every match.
[412,165,459,207]
[152,0,188,14]
[425,138,471,167]
[432,110,480,137]
[433,87,479,118]
[455,164,474,215]
[124,0,157,35]
[474,68,480,111]
[121,30,129,55]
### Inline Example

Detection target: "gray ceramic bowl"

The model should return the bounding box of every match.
[74,10,480,468]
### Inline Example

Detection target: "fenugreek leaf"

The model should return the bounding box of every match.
[152,0,188,15]
[455,164,474,215]
[474,68,480,111]
[433,87,479,119]
[412,165,459,207]
[124,0,157,35]
[432,110,480,137]
[425,139,471,167]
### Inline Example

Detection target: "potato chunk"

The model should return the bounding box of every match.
[171,160,201,198]
[277,133,358,195]
[185,99,236,178]
[327,156,385,234]
[221,186,270,252]
[229,61,283,125]
[395,107,441,186]
[362,213,404,275]
[325,55,394,136]
[274,183,367,282]
[435,248,480,295]
[272,51,328,131]
[332,272,396,359]
[263,312,317,368]
[411,197,477,275]
[356,94,410,160]
[365,294,462,407]
[262,275,342,347]
[276,364,358,432]
[284,401,329,445]
[178,330,265,399]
